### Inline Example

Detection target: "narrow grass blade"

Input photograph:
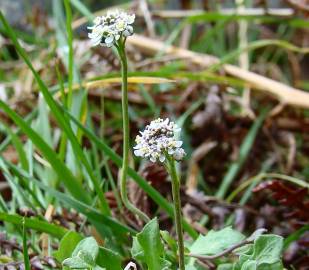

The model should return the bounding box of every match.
[216,109,268,199]
[3,123,29,171]
[186,12,309,29]
[64,0,74,108]
[207,39,309,73]
[0,212,68,238]
[284,225,309,250]
[0,100,90,203]
[22,218,31,270]
[0,12,109,213]
[5,161,135,236]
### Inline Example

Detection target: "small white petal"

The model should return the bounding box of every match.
[134,150,142,157]
[168,148,174,155]
[159,155,165,162]
[105,35,114,44]
[124,262,137,270]
[127,14,135,24]
[175,141,183,147]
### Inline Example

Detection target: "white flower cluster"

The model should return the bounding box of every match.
[134,118,186,163]
[88,10,135,47]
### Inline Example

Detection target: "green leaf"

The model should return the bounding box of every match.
[131,218,171,270]
[190,227,245,255]
[241,260,257,270]
[251,235,283,266]
[96,247,123,270]
[72,237,99,262]
[54,231,83,262]
[62,237,100,269]
[76,250,95,266]
[284,225,309,250]
[216,110,267,199]
[0,11,110,214]
[4,159,135,236]
[22,219,31,270]
[63,256,91,269]
[4,124,29,171]
[217,264,234,270]
[94,266,105,270]
[161,230,177,254]
[247,229,268,242]
[0,100,90,204]
[0,212,68,238]
[237,235,284,270]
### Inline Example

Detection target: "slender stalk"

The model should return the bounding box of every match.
[166,155,185,270]
[117,42,150,223]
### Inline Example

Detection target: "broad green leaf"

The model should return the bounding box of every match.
[241,260,257,270]
[161,230,177,254]
[190,227,245,255]
[72,237,99,262]
[96,247,123,270]
[63,257,91,269]
[63,237,99,269]
[237,235,284,270]
[76,250,95,266]
[251,235,283,265]
[258,262,283,270]
[247,229,268,242]
[131,218,171,270]
[217,264,234,270]
[54,231,83,262]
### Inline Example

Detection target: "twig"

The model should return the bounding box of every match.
[127,34,309,109]
[72,8,295,29]
[283,0,309,14]
[138,0,156,37]
[187,239,252,261]
[236,0,254,119]
[143,8,295,18]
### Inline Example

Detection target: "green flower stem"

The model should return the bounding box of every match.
[117,42,150,223]
[166,155,185,270]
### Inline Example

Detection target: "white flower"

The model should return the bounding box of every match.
[124,262,137,270]
[134,118,186,163]
[88,10,135,47]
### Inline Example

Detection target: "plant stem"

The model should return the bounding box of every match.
[166,155,185,270]
[117,43,150,223]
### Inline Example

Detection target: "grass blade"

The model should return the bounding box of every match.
[0,100,90,203]
[0,212,68,238]
[0,12,109,213]
[216,109,268,199]
[22,218,31,270]
[284,225,309,250]
[4,160,135,236]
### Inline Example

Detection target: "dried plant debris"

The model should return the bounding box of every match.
[0,1,309,269]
